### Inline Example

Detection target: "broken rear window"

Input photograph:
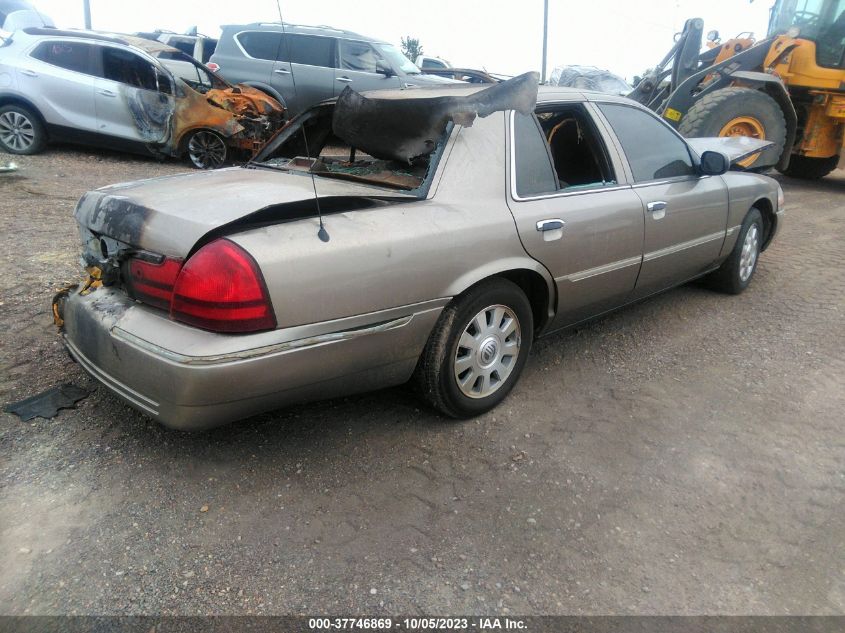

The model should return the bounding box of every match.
[252,104,451,196]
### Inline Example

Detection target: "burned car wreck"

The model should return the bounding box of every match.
[0,29,285,167]
[55,75,782,430]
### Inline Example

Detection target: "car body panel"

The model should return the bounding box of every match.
[0,28,284,159]
[59,84,783,429]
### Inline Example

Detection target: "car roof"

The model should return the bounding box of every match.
[222,22,384,44]
[356,83,636,105]
[19,26,181,55]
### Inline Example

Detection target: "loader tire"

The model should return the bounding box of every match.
[678,87,787,170]
[779,154,838,180]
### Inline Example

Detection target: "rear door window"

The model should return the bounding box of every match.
[598,103,695,182]
[282,34,336,68]
[30,40,94,75]
[236,31,283,61]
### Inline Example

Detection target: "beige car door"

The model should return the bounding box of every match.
[505,104,645,331]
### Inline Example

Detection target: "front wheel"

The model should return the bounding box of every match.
[186,130,227,169]
[705,208,764,294]
[414,278,533,418]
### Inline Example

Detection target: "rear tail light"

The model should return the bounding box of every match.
[170,238,276,333]
[126,256,183,311]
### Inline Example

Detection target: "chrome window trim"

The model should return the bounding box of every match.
[508,110,631,203]
[556,255,643,283]
[643,230,726,263]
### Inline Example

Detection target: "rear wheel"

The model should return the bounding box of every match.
[678,87,787,170]
[779,154,838,180]
[187,130,227,169]
[0,105,46,155]
[414,279,533,419]
[705,208,764,294]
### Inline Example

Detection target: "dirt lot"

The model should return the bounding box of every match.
[1,147,843,616]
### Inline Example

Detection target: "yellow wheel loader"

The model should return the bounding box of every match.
[629,0,845,179]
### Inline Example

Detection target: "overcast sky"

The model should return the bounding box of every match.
[34,0,772,81]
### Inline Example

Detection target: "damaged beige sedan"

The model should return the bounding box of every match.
[0,28,284,167]
[55,74,784,429]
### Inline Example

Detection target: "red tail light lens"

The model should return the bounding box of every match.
[127,256,183,310]
[170,238,276,333]
[206,62,220,72]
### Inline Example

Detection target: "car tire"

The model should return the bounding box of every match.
[0,104,47,155]
[706,208,764,294]
[678,87,787,170]
[414,278,533,419]
[186,130,227,169]
[779,154,838,180]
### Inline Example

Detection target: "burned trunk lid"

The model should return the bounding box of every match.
[75,167,415,259]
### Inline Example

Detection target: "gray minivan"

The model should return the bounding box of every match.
[209,23,456,117]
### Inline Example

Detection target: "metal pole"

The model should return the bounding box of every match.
[83,0,92,29]
[541,0,549,84]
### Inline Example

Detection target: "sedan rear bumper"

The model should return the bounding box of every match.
[62,287,443,430]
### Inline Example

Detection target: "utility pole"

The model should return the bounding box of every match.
[541,0,548,84]
[83,0,91,29]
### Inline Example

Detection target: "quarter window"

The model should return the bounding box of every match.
[598,103,695,182]
[30,40,93,75]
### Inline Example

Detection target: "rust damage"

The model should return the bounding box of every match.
[112,35,285,166]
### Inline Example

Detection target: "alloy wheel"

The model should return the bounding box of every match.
[739,224,759,282]
[454,304,521,399]
[188,131,227,169]
[0,111,35,152]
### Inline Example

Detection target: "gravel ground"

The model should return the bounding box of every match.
[1,147,843,616]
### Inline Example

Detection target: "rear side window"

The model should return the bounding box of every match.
[340,40,383,73]
[236,31,282,61]
[513,112,558,197]
[282,34,335,67]
[30,40,93,75]
[598,103,695,182]
[101,47,158,91]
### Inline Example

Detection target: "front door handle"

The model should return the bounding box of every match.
[98,89,117,97]
[647,201,667,212]
[336,76,353,83]
[274,68,291,75]
[19,69,38,77]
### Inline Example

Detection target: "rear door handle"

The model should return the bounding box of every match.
[536,219,564,232]
[647,201,667,212]
[20,69,38,77]
[336,76,353,83]
[273,68,291,75]
[98,89,117,97]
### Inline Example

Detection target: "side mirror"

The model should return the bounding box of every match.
[699,150,730,176]
[376,61,395,77]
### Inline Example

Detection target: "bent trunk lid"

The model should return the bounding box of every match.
[75,167,415,258]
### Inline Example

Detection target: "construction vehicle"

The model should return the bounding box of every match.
[628,0,845,179]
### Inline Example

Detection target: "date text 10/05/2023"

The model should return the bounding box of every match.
[307,617,528,630]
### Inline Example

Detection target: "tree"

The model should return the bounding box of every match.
[400,36,424,62]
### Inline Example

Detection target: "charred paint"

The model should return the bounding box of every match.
[79,190,154,247]
[332,71,539,163]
